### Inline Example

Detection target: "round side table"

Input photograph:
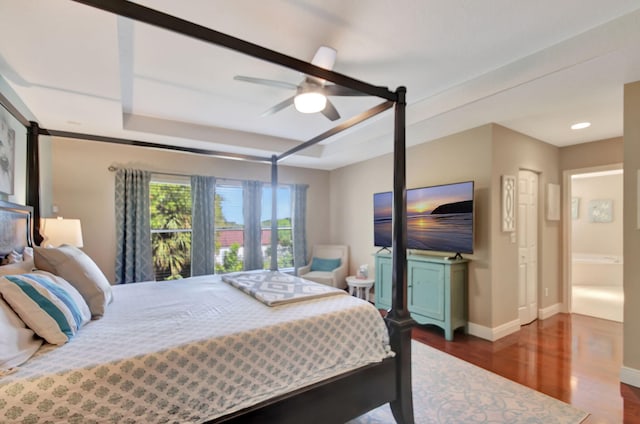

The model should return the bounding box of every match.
[346,276,375,302]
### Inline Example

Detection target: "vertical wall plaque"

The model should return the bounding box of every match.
[502,175,516,232]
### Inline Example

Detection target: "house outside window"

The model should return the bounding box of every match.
[262,185,293,269]
[214,184,244,273]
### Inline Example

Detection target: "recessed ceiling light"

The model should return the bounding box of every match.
[571,122,591,130]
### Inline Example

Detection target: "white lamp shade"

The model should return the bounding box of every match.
[294,92,327,114]
[41,218,84,247]
[311,46,337,70]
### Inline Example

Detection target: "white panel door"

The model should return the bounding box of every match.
[518,170,538,325]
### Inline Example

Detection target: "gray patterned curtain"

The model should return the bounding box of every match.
[190,175,216,276]
[114,168,154,284]
[292,184,308,272]
[242,180,263,270]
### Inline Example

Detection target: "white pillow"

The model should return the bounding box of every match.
[0,274,87,345]
[0,297,43,371]
[23,246,34,261]
[34,245,113,319]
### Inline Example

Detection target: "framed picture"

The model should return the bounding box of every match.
[0,116,16,195]
[588,199,613,223]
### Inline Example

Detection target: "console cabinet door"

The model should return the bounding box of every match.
[375,255,392,310]
[408,261,445,321]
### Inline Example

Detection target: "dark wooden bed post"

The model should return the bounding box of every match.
[385,86,414,424]
[26,121,44,246]
[270,154,278,271]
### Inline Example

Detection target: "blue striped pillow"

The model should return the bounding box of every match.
[0,274,85,345]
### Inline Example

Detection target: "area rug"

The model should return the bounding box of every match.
[349,341,589,424]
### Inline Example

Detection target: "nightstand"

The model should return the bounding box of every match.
[346,276,375,301]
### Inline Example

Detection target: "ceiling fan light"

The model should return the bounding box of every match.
[294,92,327,114]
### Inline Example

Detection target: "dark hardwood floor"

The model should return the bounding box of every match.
[411,313,640,423]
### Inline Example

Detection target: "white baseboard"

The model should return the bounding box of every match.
[621,366,640,388]
[467,319,520,341]
[466,322,493,340]
[538,303,562,320]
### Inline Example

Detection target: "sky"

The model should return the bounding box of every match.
[217,185,292,224]
[374,181,474,219]
[407,181,473,215]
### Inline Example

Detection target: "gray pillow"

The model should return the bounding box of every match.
[34,245,113,319]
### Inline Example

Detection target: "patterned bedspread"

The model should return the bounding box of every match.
[0,274,391,423]
[221,270,346,305]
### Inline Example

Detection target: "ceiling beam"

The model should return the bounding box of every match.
[278,101,394,161]
[70,0,397,102]
[39,129,273,163]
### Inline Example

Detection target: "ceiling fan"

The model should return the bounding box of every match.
[234,46,367,121]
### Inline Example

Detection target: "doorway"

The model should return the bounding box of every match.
[518,170,539,325]
[568,168,624,322]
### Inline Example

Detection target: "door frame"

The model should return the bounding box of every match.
[561,163,623,314]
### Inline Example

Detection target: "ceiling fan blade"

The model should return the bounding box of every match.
[311,46,337,70]
[322,85,369,97]
[321,99,340,121]
[261,96,295,117]
[234,75,298,90]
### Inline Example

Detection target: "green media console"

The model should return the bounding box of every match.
[374,253,468,341]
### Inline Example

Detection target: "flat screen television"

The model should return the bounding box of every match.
[373,181,474,254]
[373,191,393,248]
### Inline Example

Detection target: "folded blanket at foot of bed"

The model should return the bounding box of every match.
[222,270,347,306]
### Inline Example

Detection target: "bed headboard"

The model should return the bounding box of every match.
[0,200,33,257]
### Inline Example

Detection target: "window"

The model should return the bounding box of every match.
[149,181,192,280]
[149,179,296,279]
[262,185,293,269]
[214,184,244,273]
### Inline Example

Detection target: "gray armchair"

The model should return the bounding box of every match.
[298,244,349,289]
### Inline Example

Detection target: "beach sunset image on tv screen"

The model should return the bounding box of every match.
[373,191,393,248]
[406,181,473,253]
[374,181,474,253]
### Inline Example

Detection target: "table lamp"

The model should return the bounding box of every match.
[40,217,84,248]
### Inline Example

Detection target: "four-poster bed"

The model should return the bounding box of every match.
[0,1,414,422]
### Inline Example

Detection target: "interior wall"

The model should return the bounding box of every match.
[491,125,561,324]
[571,173,623,257]
[331,125,493,327]
[560,137,623,170]
[623,81,640,380]
[49,137,331,282]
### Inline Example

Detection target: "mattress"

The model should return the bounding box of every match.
[0,274,391,423]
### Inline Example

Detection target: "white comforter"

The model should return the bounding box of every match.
[0,275,391,423]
